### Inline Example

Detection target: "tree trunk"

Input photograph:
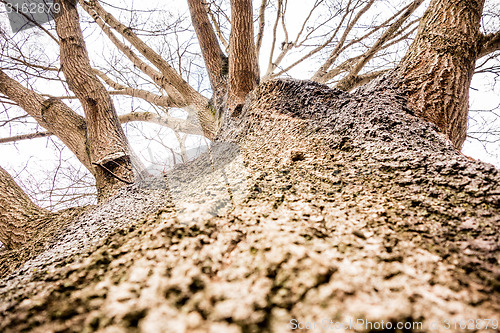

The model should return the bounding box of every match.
[1,79,499,331]
[398,0,485,149]
[187,0,227,96]
[55,0,137,200]
[228,0,259,111]
[0,166,49,250]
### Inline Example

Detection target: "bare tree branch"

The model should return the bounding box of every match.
[79,0,207,108]
[78,0,183,105]
[255,0,267,58]
[187,0,227,95]
[0,69,92,172]
[56,0,138,199]
[264,0,284,78]
[479,30,500,58]
[206,1,229,50]
[343,69,391,90]
[93,69,174,108]
[312,0,375,82]
[320,20,419,85]
[0,111,204,144]
[335,0,424,90]
[265,1,350,79]
[118,112,203,135]
[79,0,217,138]
[0,131,51,143]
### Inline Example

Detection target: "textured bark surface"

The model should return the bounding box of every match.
[399,0,485,149]
[187,0,227,95]
[228,0,259,110]
[1,78,499,332]
[479,30,500,58]
[0,167,49,250]
[0,70,92,172]
[55,0,136,200]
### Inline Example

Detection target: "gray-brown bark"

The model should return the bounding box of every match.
[479,30,500,58]
[0,0,499,330]
[0,166,49,250]
[228,0,259,111]
[55,0,136,200]
[0,70,92,172]
[398,0,485,150]
[1,79,499,332]
[187,0,227,96]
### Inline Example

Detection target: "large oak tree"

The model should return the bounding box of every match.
[0,0,500,331]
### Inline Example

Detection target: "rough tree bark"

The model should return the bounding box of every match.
[0,78,499,332]
[187,0,227,97]
[0,70,92,172]
[54,0,138,200]
[0,0,216,248]
[0,0,499,330]
[228,0,259,111]
[0,166,49,250]
[398,0,485,149]
[0,69,94,251]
